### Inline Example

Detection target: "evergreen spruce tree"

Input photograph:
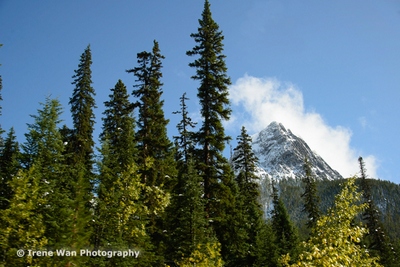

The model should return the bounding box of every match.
[0,128,20,210]
[271,180,299,262]
[94,79,154,266]
[100,80,136,167]
[126,40,174,187]
[231,126,266,266]
[187,0,232,211]
[254,221,279,267]
[232,126,258,178]
[69,44,96,173]
[0,165,48,266]
[165,93,217,265]
[187,2,239,263]
[301,158,320,230]
[166,157,212,265]
[66,45,96,265]
[127,40,174,264]
[1,98,68,266]
[0,53,3,136]
[359,157,397,266]
[173,93,197,164]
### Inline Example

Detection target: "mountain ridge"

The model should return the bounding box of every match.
[252,121,342,181]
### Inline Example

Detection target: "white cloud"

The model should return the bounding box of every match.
[229,74,378,178]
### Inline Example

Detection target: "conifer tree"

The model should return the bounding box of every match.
[99,79,136,168]
[21,98,64,171]
[232,126,258,178]
[94,80,155,266]
[66,45,97,264]
[231,126,266,266]
[301,158,320,230]
[127,40,174,264]
[186,0,232,210]
[187,1,238,262]
[0,60,3,136]
[359,157,397,266]
[0,128,20,210]
[254,221,279,267]
[166,157,211,265]
[0,43,6,180]
[282,178,383,267]
[1,98,68,266]
[173,93,197,164]
[271,180,299,260]
[69,44,96,173]
[126,40,174,187]
[0,165,48,266]
[165,94,216,265]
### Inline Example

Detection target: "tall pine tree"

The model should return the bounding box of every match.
[99,79,136,168]
[126,40,175,188]
[0,128,20,210]
[187,0,232,209]
[1,97,68,266]
[165,94,218,265]
[187,1,238,263]
[231,126,265,266]
[173,93,197,164]
[127,40,174,264]
[94,79,155,266]
[271,180,299,262]
[69,44,96,173]
[359,157,397,266]
[301,158,320,230]
[65,45,97,265]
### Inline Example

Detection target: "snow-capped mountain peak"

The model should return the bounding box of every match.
[252,121,342,181]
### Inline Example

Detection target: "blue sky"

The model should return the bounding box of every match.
[1,0,399,183]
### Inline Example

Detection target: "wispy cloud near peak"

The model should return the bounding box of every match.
[229,74,378,178]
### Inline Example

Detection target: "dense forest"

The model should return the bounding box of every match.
[1,1,399,266]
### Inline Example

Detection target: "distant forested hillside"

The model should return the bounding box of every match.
[276,178,400,241]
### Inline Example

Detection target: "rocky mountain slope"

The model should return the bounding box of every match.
[252,121,342,181]
[251,121,341,216]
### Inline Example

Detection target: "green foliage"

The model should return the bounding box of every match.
[0,166,48,266]
[358,157,397,266]
[0,128,20,210]
[186,3,239,264]
[177,239,224,267]
[271,181,300,260]
[230,126,268,266]
[96,161,155,266]
[232,126,259,178]
[2,7,400,267]
[173,92,197,163]
[282,178,382,267]
[127,40,175,263]
[165,157,210,265]
[301,158,320,230]
[69,44,96,171]
[100,79,136,170]
[187,0,232,206]
[126,40,174,184]
[254,221,279,267]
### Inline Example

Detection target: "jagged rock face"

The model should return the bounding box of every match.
[252,121,342,181]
